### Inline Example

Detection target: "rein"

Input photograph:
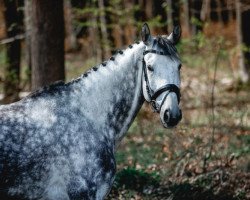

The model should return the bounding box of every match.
[142,49,180,112]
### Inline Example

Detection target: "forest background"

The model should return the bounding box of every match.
[0,0,249,199]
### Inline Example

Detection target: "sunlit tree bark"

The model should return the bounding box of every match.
[201,0,211,22]
[236,0,250,84]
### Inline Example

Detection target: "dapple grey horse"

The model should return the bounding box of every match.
[0,23,182,200]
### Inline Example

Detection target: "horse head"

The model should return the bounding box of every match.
[141,23,182,128]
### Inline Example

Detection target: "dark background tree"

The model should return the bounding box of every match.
[240,0,250,84]
[24,0,31,90]
[190,0,203,35]
[2,0,23,103]
[30,0,65,91]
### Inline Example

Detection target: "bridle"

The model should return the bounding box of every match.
[142,49,181,112]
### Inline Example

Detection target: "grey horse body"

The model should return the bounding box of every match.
[0,43,145,200]
[0,23,182,199]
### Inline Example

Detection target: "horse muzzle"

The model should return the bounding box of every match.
[159,93,182,128]
[160,108,182,128]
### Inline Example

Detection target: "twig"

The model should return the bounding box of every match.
[202,45,221,172]
[0,34,25,45]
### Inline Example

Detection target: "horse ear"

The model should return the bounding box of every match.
[141,23,152,45]
[167,25,181,45]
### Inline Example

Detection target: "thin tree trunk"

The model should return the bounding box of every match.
[210,0,220,21]
[236,0,250,84]
[98,0,111,59]
[134,0,146,39]
[104,0,115,51]
[183,0,191,36]
[84,1,102,63]
[31,0,65,91]
[134,0,146,22]
[123,0,136,44]
[216,0,222,23]
[201,0,211,22]
[24,0,32,90]
[2,0,22,103]
[153,0,168,34]
[88,13,102,62]
[221,0,229,24]
[172,0,180,27]
[64,0,78,52]
[190,0,203,35]
[227,0,234,21]
[167,0,173,34]
[145,0,153,20]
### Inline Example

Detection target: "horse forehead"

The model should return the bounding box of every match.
[145,53,177,66]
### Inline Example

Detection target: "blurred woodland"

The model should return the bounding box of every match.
[0,0,249,199]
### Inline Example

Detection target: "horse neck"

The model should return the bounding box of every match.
[72,42,145,146]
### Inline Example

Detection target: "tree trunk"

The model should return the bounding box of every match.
[98,0,111,59]
[183,0,191,36]
[167,0,173,34]
[88,10,102,62]
[145,0,153,20]
[104,0,115,51]
[216,0,222,23]
[153,0,168,34]
[172,0,180,27]
[24,0,32,90]
[134,0,146,22]
[64,0,78,52]
[210,0,219,21]
[227,0,235,21]
[201,0,211,22]
[190,0,203,35]
[221,0,229,24]
[2,0,22,103]
[31,0,65,91]
[236,0,250,84]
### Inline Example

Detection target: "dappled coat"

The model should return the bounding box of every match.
[0,24,182,200]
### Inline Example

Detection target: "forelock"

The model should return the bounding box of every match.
[155,36,177,55]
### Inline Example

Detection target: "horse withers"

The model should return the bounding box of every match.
[0,23,182,200]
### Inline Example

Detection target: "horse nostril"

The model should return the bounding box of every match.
[164,109,170,123]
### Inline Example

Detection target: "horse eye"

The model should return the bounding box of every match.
[147,65,154,72]
[178,64,182,70]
